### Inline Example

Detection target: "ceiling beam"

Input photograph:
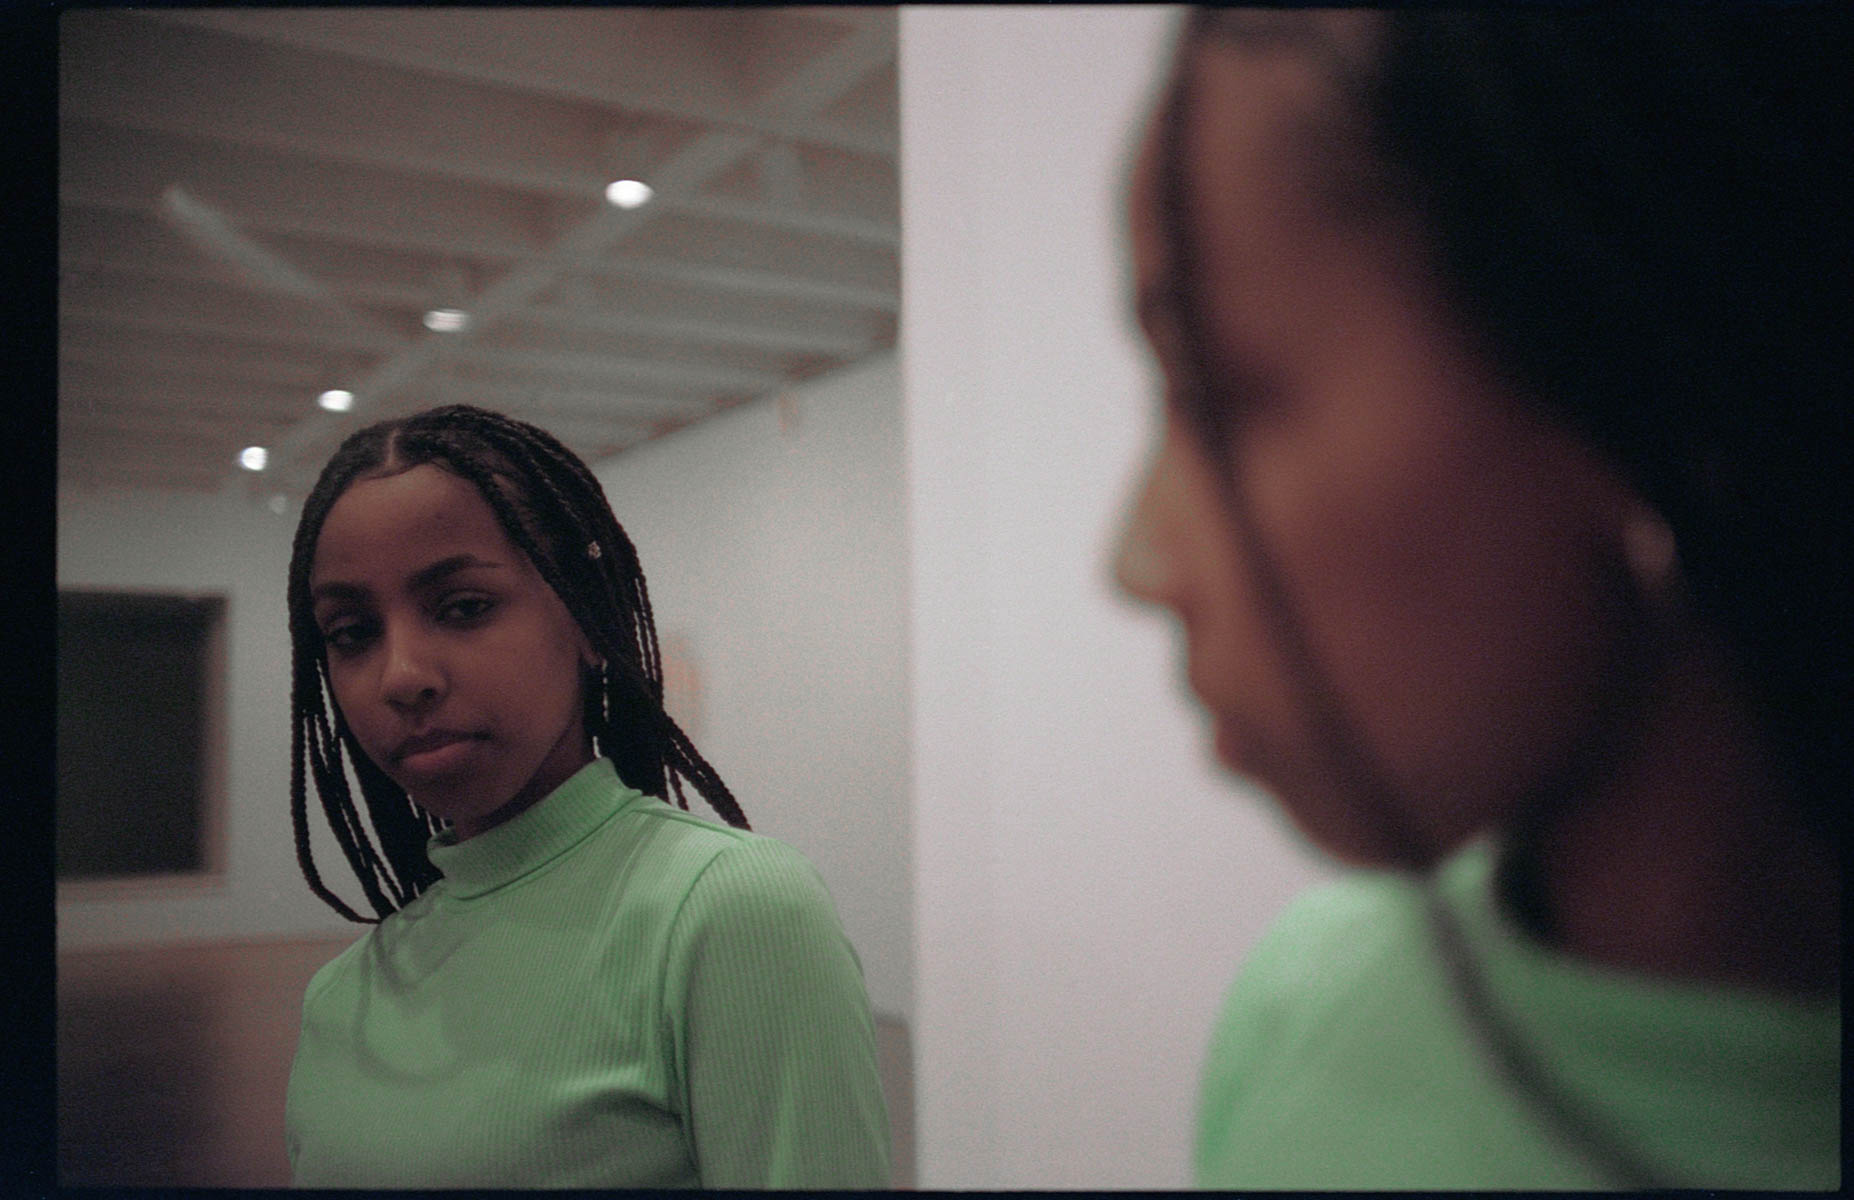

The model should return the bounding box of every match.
[513,304,869,359]
[62,125,550,263]
[59,456,231,496]
[447,347,782,396]
[67,81,899,247]
[59,375,333,424]
[134,8,896,159]
[60,209,454,308]
[61,338,338,391]
[605,257,899,312]
[671,192,896,248]
[60,299,406,357]
[260,12,898,485]
[62,12,618,197]
[61,407,292,448]
[411,371,716,423]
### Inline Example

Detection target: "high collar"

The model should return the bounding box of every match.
[1442,838,1838,1060]
[425,758,647,900]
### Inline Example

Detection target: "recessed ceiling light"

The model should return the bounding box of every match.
[423,307,470,332]
[318,389,355,412]
[239,446,269,472]
[605,179,654,209]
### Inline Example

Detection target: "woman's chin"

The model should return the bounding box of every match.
[1209,720,1419,869]
[1210,716,1274,787]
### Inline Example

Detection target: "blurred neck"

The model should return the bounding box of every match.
[1518,630,1840,998]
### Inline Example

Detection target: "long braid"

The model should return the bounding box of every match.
[290,651,373,923]
[289,455,411,922]
[525,424,744,823]
[306,660,402,916]
[287,404,750,923]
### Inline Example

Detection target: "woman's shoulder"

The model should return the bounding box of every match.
[1203,856,1473,1118]
[622,796,794,865]
[299,925,380,1005]
[1245,863,1427,984]
[1258,840,1507,969]
[615,802,836,919]
[683,827,835,920]
[620,792,759,849]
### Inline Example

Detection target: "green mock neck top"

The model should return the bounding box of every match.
[286,758,891,1189]
[423,754,640,898]
[1196,838,1839,1190]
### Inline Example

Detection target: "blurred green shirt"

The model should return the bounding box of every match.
[286,758,890,1189]
[1196,838,1839,1190]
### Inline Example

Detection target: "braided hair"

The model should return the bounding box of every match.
[1161,6,1849,1187]
[1368,7,1850,838]
[1178,5,1850,836]
[287,404,747,923]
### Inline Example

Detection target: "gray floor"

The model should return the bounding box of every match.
[58,936,914,1188]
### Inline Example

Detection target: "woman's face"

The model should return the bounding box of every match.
[1114,20,1648,867]
[309,462,596,840]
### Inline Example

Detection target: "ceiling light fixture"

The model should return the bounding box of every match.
[605,179,654,209]
[239,446,269,472]
[318,388,355,412]
[423,307,470,333]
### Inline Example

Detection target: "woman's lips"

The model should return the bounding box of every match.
[391,730,483,774]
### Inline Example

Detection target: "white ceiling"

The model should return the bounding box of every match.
[58,6,899,501]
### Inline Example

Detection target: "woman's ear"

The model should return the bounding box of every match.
[571,617,601,670]
[580,650,610,736]
[1566,442,1683,606]
[1620,503,1679,597]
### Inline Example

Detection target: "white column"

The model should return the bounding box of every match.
[900,7,1332,1188]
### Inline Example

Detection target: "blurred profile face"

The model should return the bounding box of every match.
[310,462,596,841]
[1113,15,1649,867]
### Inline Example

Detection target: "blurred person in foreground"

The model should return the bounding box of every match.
[1113,8,1843,1189]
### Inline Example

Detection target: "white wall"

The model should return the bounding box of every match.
[900,8,1332,1188]
[56,486,359,950]
[591,354,912,1022]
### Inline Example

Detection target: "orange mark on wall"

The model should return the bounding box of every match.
[660,631,703,739]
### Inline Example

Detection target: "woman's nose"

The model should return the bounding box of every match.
[379,626,444,710]
[1112,461,1172,607]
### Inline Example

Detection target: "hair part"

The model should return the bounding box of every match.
[288,404,747,922]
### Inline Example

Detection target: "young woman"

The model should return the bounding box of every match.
[281,405,890,1188]
[1113,8,1842,1190]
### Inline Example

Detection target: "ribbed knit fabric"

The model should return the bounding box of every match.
[1195,838,1840,1190]
[284,758,890,1189]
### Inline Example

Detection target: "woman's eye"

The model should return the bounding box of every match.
[321,620,376,653]
[437,595,495,625]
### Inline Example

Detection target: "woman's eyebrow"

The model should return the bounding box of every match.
[406,553,505,592]
[310,554,506,606]
[309,579,368,607]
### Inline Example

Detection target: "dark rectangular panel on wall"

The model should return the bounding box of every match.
[57,590,225,880]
